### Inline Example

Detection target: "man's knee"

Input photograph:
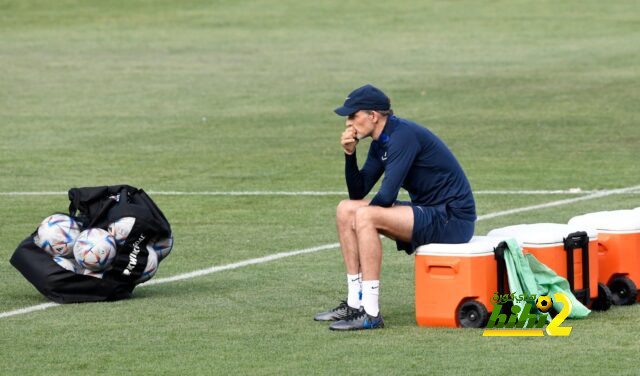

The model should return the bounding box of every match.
[336,200,362,223]
[354,206,377,231]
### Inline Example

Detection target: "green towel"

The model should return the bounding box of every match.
[502,238,590,320]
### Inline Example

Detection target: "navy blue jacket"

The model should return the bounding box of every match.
[345,115,476,221]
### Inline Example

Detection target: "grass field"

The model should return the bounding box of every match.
[1,1,640,374]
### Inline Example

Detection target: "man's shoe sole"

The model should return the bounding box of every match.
[328,318,385,331]
[314,316,338,322]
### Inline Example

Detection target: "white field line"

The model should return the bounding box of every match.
[143,243,341,286]
[2,184,640,319]
[477,184,640,220]
[0,303,58,319]
[145,189,639,196]
[1,189,639,197]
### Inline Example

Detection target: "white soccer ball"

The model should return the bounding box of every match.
[73,228,117,272]
[34,214,81,257]
[82,268,104,279]
[53,255,81,273]
[107,217,136,246]
[135,249,158,284]
[146,235,173,261]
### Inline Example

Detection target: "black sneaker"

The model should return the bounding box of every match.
[329,307,385,331]
[314,301,359,321]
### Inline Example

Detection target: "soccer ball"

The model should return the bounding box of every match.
[53,255,81,273]
[135,249,158,284]
[536,295,553,313]
[146,235,173,261]
[107,217,136,246]
[34,214,81,257]
[82,268,104,279]
[73,228,117,272]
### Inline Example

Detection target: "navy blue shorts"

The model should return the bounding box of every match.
[394,201,475,254]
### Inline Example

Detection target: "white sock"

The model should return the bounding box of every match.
[347,273,362,309]
[361,280,380,316]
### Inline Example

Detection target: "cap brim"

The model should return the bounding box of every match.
[334,106,357,116]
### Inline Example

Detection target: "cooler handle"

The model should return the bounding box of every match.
[425,260,460,277]
[563,231,591,305]
[494,242,508,296]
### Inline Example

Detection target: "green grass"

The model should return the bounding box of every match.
[1,0,640,374]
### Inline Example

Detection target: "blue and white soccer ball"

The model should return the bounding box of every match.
[53,255,81,273]
[107,217,136,246]
[82,268,104,279]
[34,214,81,257]
[146,235,173,261]
[73,228,117,272]
[135,249,158,284]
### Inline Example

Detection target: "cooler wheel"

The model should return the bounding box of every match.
[458,300,488,328]
[608,277,638,306]
[590,283,613,311]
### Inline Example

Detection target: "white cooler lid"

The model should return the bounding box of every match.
[415,236,506,257]
[568,210,640,232]
[487,223,597,247]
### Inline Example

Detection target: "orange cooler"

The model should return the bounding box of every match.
[414,236,505,328]
[487,223,606,309]
[569,210,640,305]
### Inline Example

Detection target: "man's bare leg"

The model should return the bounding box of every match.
[354,205,413,280]
[335,199,370,275]
[353,205,414,317]
[314,199,372,320]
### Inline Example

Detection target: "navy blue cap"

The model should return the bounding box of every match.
[334,84,390,116]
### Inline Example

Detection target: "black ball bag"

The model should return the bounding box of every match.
[10,185,172,304]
